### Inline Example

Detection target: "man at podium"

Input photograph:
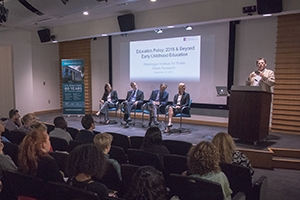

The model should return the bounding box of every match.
[246,58,275,92]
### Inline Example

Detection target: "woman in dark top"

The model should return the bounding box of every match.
[66,144,109,198]
[18,122,64,183]
[140,127,170,166]
[96,83,118,124]
[125,166,168,200]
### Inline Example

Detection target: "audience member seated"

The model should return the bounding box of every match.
[0,121,17,180]
[49,116,73,144]
[147,83,169,126]
[93,133,122,180]
[4,109,26,132]
[66,144,110,199]
[19,113,36,134]
[18,122,64,183]
[140,127,170,166]
[212,132,254,175]
[164,83,190,133]
[96,83,119,124]
[124,166,168,200]
[75,114,96,144]
[188,141,232,200]
[122,82,144,128]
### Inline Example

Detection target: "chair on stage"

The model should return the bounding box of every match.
[119,101,144,127]
[162,139,193,156]
[98,102,119,124]
[165,99,192,133]
[141,103,165,127]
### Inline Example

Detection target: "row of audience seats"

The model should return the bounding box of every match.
[1,169,125,200]
[2,125,267,200]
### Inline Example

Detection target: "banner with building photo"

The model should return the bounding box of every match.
[61,59,85,115]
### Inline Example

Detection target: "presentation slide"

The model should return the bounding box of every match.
[112,22,229,105]
[130,36,201,81]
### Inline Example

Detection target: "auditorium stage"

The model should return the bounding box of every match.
[36,111,300,151]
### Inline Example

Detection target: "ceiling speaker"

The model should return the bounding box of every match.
[256,0,282,14]
[117,14,135,32]
[37,28,51,43]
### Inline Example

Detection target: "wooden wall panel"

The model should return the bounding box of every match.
[272,14,300,135]
[59,39,92,114]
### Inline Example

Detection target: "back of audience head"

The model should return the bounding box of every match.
[211,132,235,164]
[53,116,68,129]
[93,133,113,154]
[9,109,19,119]
[141,127,163,148]
[81,114,95,130]
[188,141,220,176]
[67,144,106,179]
[18,122,51,175]
[22,113,35,126]
[125,166,167,200]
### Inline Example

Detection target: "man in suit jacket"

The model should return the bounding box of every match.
[148,83,169,126]
[123,82,144,127]
[165,83,190,133]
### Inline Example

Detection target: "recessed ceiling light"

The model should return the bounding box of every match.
[150,0,157,2]
[101,34,108,36]
[185,26,192,31]
[167,26,174,28]
[155,29,163,34]
[83,11,89,15]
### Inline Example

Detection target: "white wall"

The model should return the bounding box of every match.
[234,17,277,86]
[0,30,34,116]
[31,33,60,112]
[91,37,109,112]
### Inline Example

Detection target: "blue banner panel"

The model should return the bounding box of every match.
[61,59,85,115]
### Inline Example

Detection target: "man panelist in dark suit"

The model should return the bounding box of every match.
[148,83,169,126]
[165,83,190,133]
[123,82,144,127]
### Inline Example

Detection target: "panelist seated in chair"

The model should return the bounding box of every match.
[122,82,144,127]
[96,83,118,124]
[165,83,190,133]
[147,83,169,126]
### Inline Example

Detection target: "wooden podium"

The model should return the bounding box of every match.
[228,86,272,144]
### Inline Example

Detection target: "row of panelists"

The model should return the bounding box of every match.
[94,58,275,129]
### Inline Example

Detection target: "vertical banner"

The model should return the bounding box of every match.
[61,59,85,115]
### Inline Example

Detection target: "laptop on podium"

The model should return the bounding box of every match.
[216,86,229,97]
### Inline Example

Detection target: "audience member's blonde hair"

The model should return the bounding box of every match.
[188,141,220,176]
[32,122,47,132]
[211,132,235,164]
[93,133,113,152]
[22,113,33,125]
